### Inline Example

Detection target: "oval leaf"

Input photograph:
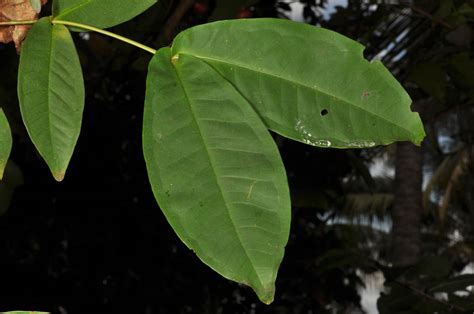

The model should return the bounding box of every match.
[53,0,156,29]
[18,17,84,181]
[0,109,12,179]
[170,18,426,148]
[143,48,291,304]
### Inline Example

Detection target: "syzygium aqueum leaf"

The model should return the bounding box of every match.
[170,18,426,148]
[0,109,12,180]
[53,0,157,30]
[143,47,291,304]
[18,17,84,181]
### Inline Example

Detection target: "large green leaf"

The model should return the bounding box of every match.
[143,48,291,304]
[0,109,12,179]
[53,0,156,29]
[170,18,425,148]
[18,17,84,181]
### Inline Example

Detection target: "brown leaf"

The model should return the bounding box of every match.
[0,0,48,51]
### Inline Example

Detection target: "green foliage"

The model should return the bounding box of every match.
[143,49,291,303]
[2,0,426,304]
[18,17,84,182]
[140,19,424,301]
[52,0,157,29]
[171,19,425,148]
[0,109,12,179]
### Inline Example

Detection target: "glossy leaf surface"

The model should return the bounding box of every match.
[143,48,291,304]
[53,0,156,29]
[171,18,426,148]
[0,109,12,179]
[18,17,84,181]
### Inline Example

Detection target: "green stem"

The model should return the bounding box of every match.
[53,20,157,54]
[0,20,37,26]
[0,19,157,55]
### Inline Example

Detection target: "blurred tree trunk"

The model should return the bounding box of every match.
[391,141,423,266]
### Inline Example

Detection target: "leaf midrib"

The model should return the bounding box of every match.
[47,22,58,168]
[171,60,267,291]
[177,52,416,138]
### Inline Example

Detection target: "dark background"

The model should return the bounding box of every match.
[0,0,473,313]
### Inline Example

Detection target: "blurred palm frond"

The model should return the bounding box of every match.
[424,145,473,226]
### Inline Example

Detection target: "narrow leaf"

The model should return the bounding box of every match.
[18,17,84,181]
[171,19,426,148]
[143,48,291,304]
[53,0,156,29]
[0,109,12,179]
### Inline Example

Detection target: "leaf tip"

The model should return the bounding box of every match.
[53,171,65,182]
[261,296,274,305]
[255,283,276,305]
[258,291,275,305]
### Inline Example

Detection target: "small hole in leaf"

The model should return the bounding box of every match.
[321,109,329,116]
